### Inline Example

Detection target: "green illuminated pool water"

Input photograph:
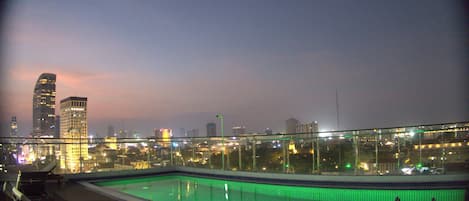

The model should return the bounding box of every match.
[96,175,465,201]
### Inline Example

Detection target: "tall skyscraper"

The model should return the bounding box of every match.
[10,116,18,137]
[206,122,216,137]
[286,118,299,134]
[232,126,246,136]
[60,96,88,173]
[32,73,56,137]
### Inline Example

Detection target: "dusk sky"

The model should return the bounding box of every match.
[1,1,467,137]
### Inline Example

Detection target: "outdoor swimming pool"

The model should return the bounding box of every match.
[94,175,465,201]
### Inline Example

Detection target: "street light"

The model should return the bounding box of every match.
[216,114,224,170]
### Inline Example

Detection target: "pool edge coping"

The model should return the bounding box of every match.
[68,166,469,189]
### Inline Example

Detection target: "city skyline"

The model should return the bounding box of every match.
[1,1,468,137]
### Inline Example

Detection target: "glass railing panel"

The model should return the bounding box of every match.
[287,134,310,174]
[206,138,223,170]
[332,132,355,175]
[250,135,284,173]
[356,133,376,175]
[223,137,238,171]
[312,133,346,175]
[1,122,468,176]
[177,138,197,168]
[375,132,397,175]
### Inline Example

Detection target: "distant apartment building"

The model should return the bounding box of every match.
[10,116,18,137]
[60,96,88,173]
[286,118,299,134]
[167,128,186,138]
[232,126,246,136]
[286,118,319,134]
[296,121,319,133]
[264,128,273,135]
[187,129,199,137]
[206,122,216,137]
[104,136,117,150]
[118,129,128,138]
[32,73,56,137]
[107,125,115,137]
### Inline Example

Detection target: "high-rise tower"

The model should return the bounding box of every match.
[32,73,56,137]
[10,116,18,137]
[286,118,299,134]
[60,96,88,172]
[206,122,216,137]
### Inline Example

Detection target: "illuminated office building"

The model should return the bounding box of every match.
[32,73,56,137]
[10,116,18,137]
[155,128,172,148]
[60,96,88,173]
[158,128,172,142]
[104,136,117,150]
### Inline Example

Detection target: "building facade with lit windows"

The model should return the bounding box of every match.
[60,96,88,173]
[10,116,18,137]
[104,136,117,150]
[157,128,172,141]
[296,121,319,134]
[32,73,56,137]
[232,126,246,136]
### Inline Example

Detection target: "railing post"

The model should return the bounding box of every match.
[282,138,286,173]
[252,137,256,171]
[316,135,320,174]
[287,138,291,173]
[375,133,379,175]
[192,143,195,167]
[311,133,315,174]
[170,142,173,166]
[238,142,242,170]
[147,140,150,169]
[397,136,400,171]
[419,132,422,166]
[354,135,359,175]
[227,144,230,170]
[208,140,212,168]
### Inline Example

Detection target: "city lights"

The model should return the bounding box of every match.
[0,1,467,198]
